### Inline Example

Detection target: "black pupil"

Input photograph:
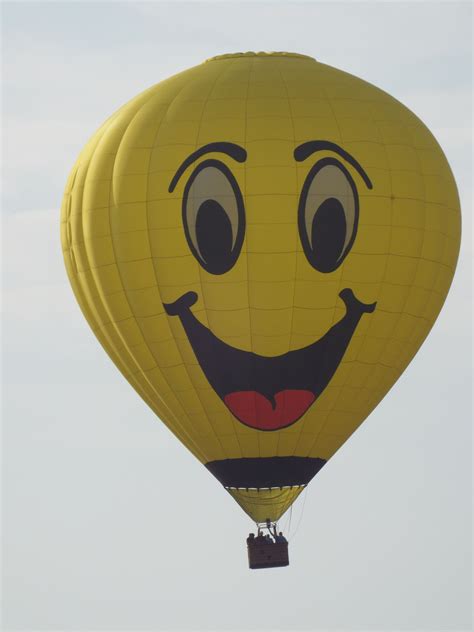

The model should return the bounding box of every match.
[195,199,233,268]
[310,197,347,272]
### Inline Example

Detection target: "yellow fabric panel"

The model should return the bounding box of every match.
[61,52,461,522]
[227,487,305,523]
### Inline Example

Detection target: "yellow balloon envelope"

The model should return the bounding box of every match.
[60,52,461,524]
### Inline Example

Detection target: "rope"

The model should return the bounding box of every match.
[286,503,293,539]
[288,486,308,542]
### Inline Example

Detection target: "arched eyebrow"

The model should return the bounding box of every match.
[168,142,247,192]
[294,140,373,189]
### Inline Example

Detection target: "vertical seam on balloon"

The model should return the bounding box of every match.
[182,59,240,461]
[322,92,367,417]
[344,113,417,417]
[139,86,218,453]
[293,81,348,457]
[144,62,234,463]
[221,57,252,461]
[275,61,299,459]
[295,81,350,457]
[70,126,135,367]
[317,89,346,331]
[205,58,246,460]
[299,95,365,457]
[66,124,194,456]
[410,135,450,352]
[104,90,209,461]
[95,133,206,461]
[239,58,255,459]
[360,115,430,387]
[342,107,397,423]
[305,94,397,460]
[134,87,218,460]
[245,57,261,461]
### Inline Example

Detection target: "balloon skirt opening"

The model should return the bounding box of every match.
[227,486,305,522]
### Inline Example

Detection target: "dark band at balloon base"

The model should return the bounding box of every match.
[205,456,327,489]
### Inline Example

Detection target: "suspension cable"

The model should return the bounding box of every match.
[286,503,293,538]
[289,486,308,542]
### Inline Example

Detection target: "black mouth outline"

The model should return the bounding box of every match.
[163,289,376,431]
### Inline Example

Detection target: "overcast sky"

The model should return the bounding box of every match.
[2,2,472,631]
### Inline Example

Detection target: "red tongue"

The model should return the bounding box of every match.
[224,390,316,431]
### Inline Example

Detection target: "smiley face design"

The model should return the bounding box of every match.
[61,52,461,521]
[163,140,376,431]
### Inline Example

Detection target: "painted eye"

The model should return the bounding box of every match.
[182,159,245,275]
[298,158,359,273]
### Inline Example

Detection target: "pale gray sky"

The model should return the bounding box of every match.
[2,2,472,631]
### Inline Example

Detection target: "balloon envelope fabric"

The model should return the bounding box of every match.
[60,52,461,523]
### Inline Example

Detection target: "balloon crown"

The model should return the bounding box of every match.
[205,51,316,62]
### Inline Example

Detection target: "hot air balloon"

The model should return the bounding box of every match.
[60,52,461,569]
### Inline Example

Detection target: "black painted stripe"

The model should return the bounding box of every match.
[294,140,373,190]
[168,142,247,193]
[205,456,326,489]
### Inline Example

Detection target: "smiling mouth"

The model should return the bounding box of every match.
[163,289,375,431]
